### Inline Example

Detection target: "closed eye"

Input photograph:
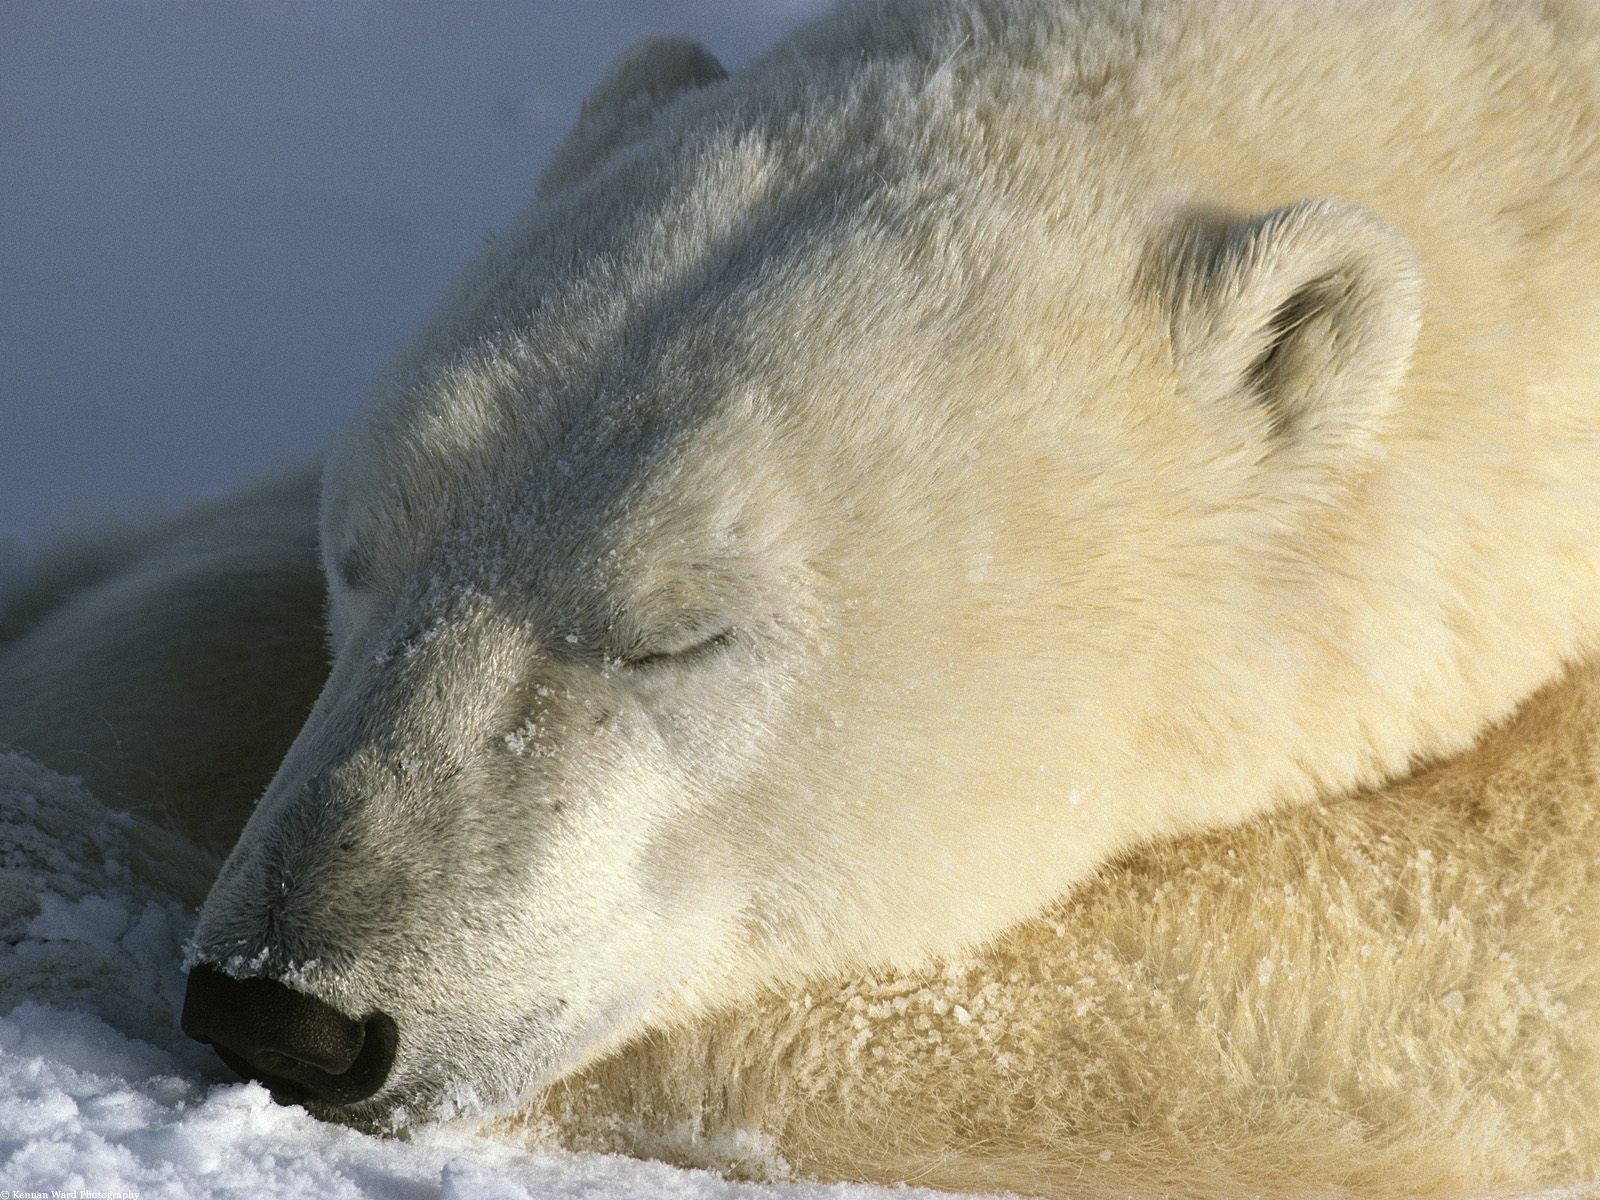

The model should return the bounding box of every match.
[620,628,736,671]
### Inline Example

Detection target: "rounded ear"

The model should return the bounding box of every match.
[1161,199,1423,489]
[538,36,728,199]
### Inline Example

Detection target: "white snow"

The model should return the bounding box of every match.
[0,753,976,1200]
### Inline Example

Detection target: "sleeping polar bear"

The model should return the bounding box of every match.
[3,0,1600,1194]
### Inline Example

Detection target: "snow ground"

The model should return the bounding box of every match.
[0,753,982,1200]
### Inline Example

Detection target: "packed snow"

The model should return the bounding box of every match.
[0,752,984,1200]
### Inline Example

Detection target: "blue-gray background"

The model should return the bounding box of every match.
[0,1,822,573]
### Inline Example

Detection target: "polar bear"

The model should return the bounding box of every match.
[2,0,1599,1187]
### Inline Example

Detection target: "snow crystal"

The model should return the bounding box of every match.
[504,719,558,759]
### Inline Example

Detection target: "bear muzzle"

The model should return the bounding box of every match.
[181,963,399,1108]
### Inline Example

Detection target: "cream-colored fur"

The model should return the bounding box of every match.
[0,468,325,856]
[3,0,1598,1188]
[532,654,1600,1198]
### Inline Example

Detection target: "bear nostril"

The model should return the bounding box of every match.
[181,963,398,1107]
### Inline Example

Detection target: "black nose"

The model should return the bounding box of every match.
[181,964,398,1107]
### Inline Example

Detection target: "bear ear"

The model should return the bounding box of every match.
[1162,199,1423,490]
[538,36,728,199]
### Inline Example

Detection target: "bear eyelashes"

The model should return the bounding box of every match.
[619,627,736,672]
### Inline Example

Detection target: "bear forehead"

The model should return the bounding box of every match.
[324,371,809,639]
[322,50,1161,601]
[339,195,1141,514]
[350,79,1144,452]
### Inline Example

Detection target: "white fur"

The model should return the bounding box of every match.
[3,0,1598,1185]
[535,655,1600,1197]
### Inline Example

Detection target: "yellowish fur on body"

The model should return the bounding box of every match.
[527,655,1600,1199]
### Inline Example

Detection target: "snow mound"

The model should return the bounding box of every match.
[0,753,972,1200]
